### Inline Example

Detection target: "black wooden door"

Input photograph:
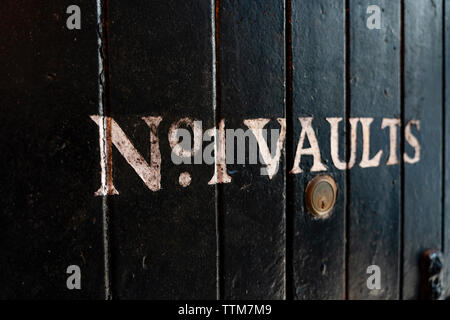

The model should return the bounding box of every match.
[1,0,449,300]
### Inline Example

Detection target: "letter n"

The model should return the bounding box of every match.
[90,115,163,195]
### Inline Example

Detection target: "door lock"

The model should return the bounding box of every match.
[305,175,337,219]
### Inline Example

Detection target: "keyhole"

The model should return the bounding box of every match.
[320,197,327,209]
[305,175,337,219]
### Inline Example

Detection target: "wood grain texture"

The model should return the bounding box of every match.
[348,0,401,299]
[108,0,217,299]
[219,0,286,299]
[403,0,443,300]
[290,0,346,300]
[0,0,104,298]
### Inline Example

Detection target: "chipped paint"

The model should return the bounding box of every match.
[91,115,162,194]
[327,117,357,170]
[290,117,327,174]
[381,118,401,166]
[359,118,383,168]
[404,120,421,164]
[244,118,286,179]
[91,116,421,192]
[179,172,192,187]
[208,119,232,185]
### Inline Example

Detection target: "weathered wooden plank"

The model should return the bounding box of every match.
[348,0,401,299]
[444,0,450,301]
[403,0,443,300]
[290,0,346,300]
[0,1,104,298]
[108,0,217,298]
[219,0,286,299]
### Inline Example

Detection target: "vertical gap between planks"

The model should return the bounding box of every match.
[213,0,224,300]
[285,0,294,301]
[399,0,405,301]
[442,0,446,265]
[344,0,351,300]
[96,0,113,300]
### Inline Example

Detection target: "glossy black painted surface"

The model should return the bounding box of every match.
[348,0,401,300]
[403,0,443,300]
[108,0,217,299]
[0,0,104,299]
[219,0,286,300]
[0,0,449,300]
[290,0,346,300]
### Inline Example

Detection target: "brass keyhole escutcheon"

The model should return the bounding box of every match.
[305,175,337,219]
